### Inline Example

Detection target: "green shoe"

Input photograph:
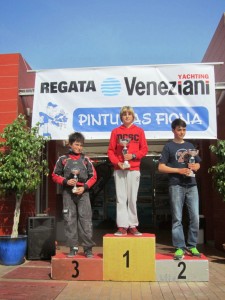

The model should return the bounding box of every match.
[174,248,185,260]
[187,247,201,257]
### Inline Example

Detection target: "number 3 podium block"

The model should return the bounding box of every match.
[103,233,156,281]
[51,252,103,280]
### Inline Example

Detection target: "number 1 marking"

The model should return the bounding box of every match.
[123,250,129,268]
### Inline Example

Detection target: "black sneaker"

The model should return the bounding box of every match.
[84,248,93,258]
[67,246,78,257]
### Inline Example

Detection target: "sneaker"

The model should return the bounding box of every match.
[114,227,127,236]
[67,246,78,257]
[129,227,142,236]
[174,248,185,260]
[84,248,94,258]
[186,247,201,257]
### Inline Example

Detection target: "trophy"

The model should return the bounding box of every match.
[71,168,80,193]
[187,149,199,177]
[119,138,131,169]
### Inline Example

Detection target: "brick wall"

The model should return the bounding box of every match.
[202,13,225,250]
[0,53,36,235]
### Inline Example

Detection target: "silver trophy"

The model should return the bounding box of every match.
[119,138,131,169]
[187,149,199,177]
[71,168,80,193]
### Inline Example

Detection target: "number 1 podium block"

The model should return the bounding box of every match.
[103,233,156,281]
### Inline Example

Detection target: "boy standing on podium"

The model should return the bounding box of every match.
[158,118,201,260]
[52,132,97,258]
[108,106,148,236]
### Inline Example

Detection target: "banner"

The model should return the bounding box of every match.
[32,64,217,140]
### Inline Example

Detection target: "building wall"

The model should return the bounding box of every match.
[202,13,225,83]
[202,13,225,250]
[0,53,36,235]
[0,53,19,133]
[0,53,35,131]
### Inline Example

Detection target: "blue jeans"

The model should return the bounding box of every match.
[169,185,199,249]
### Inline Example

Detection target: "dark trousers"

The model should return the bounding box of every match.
[62,189,96,250]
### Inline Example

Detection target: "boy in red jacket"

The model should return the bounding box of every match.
[52,132,97,258]
[107,106,148,236]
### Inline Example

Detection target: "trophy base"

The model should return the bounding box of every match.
[72,187,78,193]
[122,162,130,169]
[187,171,195,177]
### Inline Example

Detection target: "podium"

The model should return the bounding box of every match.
[103,233,155,281]
[156,253,209,281]
[51,252,103,280]
[51,232,208,281]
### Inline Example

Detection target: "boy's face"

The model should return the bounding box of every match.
[172,126,186,140]
[121,111,134,127]
[70,141,83,154]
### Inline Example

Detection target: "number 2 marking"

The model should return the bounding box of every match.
[123,250,130,268]
[178,261,186,279]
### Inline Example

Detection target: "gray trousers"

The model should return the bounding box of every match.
[62,189,96,250]
[114,170,140,228]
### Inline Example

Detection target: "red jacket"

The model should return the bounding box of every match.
[107,124,148,170]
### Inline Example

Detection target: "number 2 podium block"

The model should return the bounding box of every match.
[103,233,156,281]
[156,253,209,281]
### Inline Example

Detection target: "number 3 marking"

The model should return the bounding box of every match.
[72,260,79,278]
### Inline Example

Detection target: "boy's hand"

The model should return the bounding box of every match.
[67,179,77,186]
[178,168,192,176]
[73,187,84,195]
[188,163,200,172]
[118,162,125,169]
[123,153,132,161]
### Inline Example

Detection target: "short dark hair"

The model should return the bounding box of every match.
[68,132,85,144]
[171,118,186,130]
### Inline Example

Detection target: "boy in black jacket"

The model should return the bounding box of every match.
[52,132,97,258]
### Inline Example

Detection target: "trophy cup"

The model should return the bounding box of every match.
[119,138,131,169]
[71,168,80,193]
[187,149,199,177]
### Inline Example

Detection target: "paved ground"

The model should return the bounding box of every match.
[0,227,225,299]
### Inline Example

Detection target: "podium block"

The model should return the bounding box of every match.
[51,252,103,281]
[156,253,209,281]
[103,233,156,281]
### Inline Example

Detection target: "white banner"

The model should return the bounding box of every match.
[32,64,217,140]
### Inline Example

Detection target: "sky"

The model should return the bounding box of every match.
[0,0,224,70]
